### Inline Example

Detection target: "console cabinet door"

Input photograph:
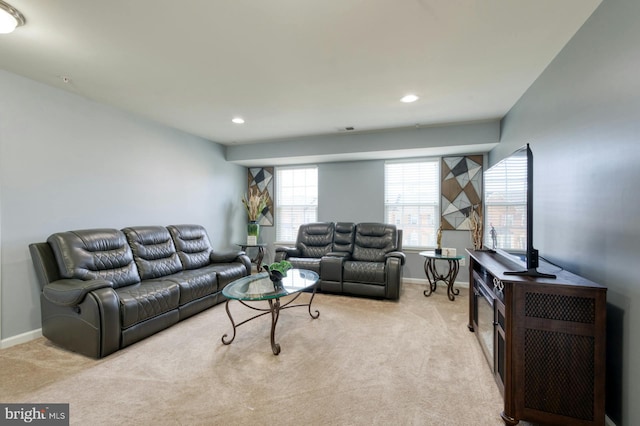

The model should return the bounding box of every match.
[511,283,606,425]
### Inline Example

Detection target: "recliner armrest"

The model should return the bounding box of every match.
[43,278,113,307]
[385,251,406,266]
[275,246,300,258]
[211,250,245,263]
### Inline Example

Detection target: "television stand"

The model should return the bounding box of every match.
[504,267,556,279]
[467,249,606,426]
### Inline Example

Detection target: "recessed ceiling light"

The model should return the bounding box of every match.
[232,117,245,124]
[0,1,26,34]
[400,94,419,103]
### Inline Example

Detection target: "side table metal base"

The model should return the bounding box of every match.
[238,244,266,271]
[423,257,461,301]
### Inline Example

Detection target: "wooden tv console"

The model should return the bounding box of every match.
[467,249,606,426]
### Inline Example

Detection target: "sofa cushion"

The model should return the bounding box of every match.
[352,223,398,262]
[47,229,140,289]
[167,224,213,270]
[343,260,386,285]
[115,280,180,329]
[297,222,335,258]
[123,226,183,280]
[164,267,218,305]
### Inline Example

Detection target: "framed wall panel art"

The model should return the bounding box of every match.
[247,167,274,226]
[441,155,483,230]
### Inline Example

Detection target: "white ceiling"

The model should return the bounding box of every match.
[1,0,601,145]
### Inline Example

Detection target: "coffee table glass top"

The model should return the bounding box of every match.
[222,269,319,301]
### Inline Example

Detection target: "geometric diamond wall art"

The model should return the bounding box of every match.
[441,155,483,230]
[248,167,274,226]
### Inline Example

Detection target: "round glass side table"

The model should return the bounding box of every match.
[419,250,465,301]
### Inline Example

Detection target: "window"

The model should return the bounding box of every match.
[276,166,318,242]
[384,159,440,248]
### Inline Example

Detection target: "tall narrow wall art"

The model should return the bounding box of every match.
[248,167,274,226]
[441,155,483,230]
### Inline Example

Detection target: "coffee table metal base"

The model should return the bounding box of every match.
[221,287,319,355]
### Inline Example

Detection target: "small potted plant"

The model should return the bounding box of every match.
[263,260,293,284]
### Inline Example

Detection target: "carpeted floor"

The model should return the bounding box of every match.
[1,283,509,425]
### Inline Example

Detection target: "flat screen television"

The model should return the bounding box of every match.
[483,144,555,278]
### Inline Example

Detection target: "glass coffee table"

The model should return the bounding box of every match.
[221,269,320,355]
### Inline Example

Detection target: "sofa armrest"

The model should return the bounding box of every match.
[43,278,112,307]
[211,251,252,275]
[320,255,346,283]
[385,251,406,266]
[385,256,404,300]
[211,250,245,263]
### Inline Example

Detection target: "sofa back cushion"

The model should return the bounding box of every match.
[296,222,335,258]
[122,226,183,280]
[167,224,212,270]
[352,223,398,262]
[333,222,355,253]
[47,229,140,288]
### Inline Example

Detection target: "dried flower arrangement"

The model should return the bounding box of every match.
[469,206,483,250]
[241,187,268,222]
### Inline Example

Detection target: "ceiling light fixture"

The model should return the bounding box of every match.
[231,117,245,124]
[0,1,25,34]
[400,94,419,103]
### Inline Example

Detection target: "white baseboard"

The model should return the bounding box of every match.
[0,328,42,350]
[403,277,468,288]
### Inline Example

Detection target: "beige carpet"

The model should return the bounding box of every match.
[1,283,508,425]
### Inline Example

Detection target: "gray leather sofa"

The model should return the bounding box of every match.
[29,224,251,358]
[275,222,405,299]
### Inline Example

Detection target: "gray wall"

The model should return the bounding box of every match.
[233,120,500,279]
[0,71,247,342]
[257,158,477,284]
[318,160,384,223]
[496,0,639,424]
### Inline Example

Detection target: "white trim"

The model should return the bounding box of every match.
[0,328,42,350]
[605,415,616,426]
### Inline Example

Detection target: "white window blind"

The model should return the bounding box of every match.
[384,159,440,248]
[276,166,318,242]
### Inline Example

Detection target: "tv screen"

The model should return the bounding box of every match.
[483,144,555,278]
[483,146,528,259]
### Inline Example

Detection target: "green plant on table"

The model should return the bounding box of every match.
[267,260,293,275]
